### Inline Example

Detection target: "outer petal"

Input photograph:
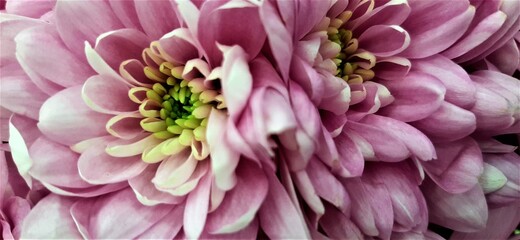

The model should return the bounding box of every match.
[206,161,268,234]
[5,0,55,18]
[422,179,488,232]
[259,169,310,239]
[198,0,266,65]
[0,75,48,120]
[38,86,112,145]
[21,195,82,239]
[450,205,520,240]
[82,75,135,114]
[183,174,212,239]
[358,25,410,57]
[134,0,180,40]
[401,0,474,58]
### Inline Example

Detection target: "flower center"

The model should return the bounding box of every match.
[327,11,376,84]
[135,61,214,145]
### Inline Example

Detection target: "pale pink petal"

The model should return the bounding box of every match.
[15,25,94,87]
[38,86,112,145]
[82,75,135,114]
[207,109,240,190]
[93,28,150,71]
[259,168,310,239]
[8,114,42,187]
[401,0,474,58]
[198,0,266,65]
[128,165,185,206]
[28,136,91,188]
[78,138,147,184]
[108,0,143,31]
[21,195,82,239]
[158,28,200,65]
[422,179,488,232]
[105,112,143,140]
[293,170,325,215]
[135,204,185,239]
[71,188,175,239]
[6,0,55,18]
[206,161,268,234]
[219,45,252,120]
[152,151,197,189]
[0,75,48,120]
[134,0,180,40]
[55,0,124,57]
[183,174,211,239]
[3,196,31,239]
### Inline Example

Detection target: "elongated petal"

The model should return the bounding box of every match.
[93,28,150,71]
[82,75,135,114]
[183,174,211,239]
[38,86,112,145]
[21,195,82,239]
[134,0,180,40]
[128,165,185,206]
[450,205,520,240]
[259,169,310,239]
[359,25,410,57]
[0,75,48,120]
[219,45,252,119]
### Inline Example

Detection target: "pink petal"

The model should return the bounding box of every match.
[158,28,200,65]
[346,121,410,162]
[259,0,293,81]
[105,112,143,140]
[351,0,411,34]
[15,24,94,87]
[372,56,411,81]
[358,25,410,57]
[320,204,363,239]
[293,170,325,215]
[55,0,124,57]
[82,75,135,114]
[93,28,150,72]
[152,151,198,189]
[21,195,82,239]
[134,0,180,40]
[108,0,143,31]
[3,196,31,239]
[219,45,252,120]
[307,159,351,212]
[71,188,175,239]
[378,72,446,122]
[259,168,310,239]
[206,161,268,234]
[484,153,520,206]
[290,56,325,104]
[8,115,42,187]
[38,86,112,145]
[128,165,185,206]
[5,0,55,18]
[201,219,259,239]
[333,131,365,177]
[412,102,476,142]
[28,136,91,188]
[423,180,488,232]
[0,75,48,120]
[485,38,520,75]
[451,205,520,240]
[198,0,266,65]
[78,138,147,184]
[207,109,239,190]
[401,0,474,58]
[442,11,507,59]
[411,55,476,109]
[361,114,436,161]
[183,174,212,239]
[135,204,185,239]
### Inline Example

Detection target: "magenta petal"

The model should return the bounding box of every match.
[450,205,520,240]
[259,169,310,239]
[361,114,436,161]
[422,180,488,232]
[372,56,411,81]
[78,139,147,184]
[134,0,180,40]
[401,0,474,58]
[320,204,363,239]
[359,25,410,57]
[334,131,365,177]
[378,72,446,122]
[198,0,266,65]
[71,188,175,239]
[21,195,82,239]
[352,0,411,33]
[206,161,268,234]
[412,102,476,142]
[15,24,94,87]
[485,38,520,75]
[38,86,112,145]
[28,136,91,188]
[55,0,124,57]
[183,174,211,239]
